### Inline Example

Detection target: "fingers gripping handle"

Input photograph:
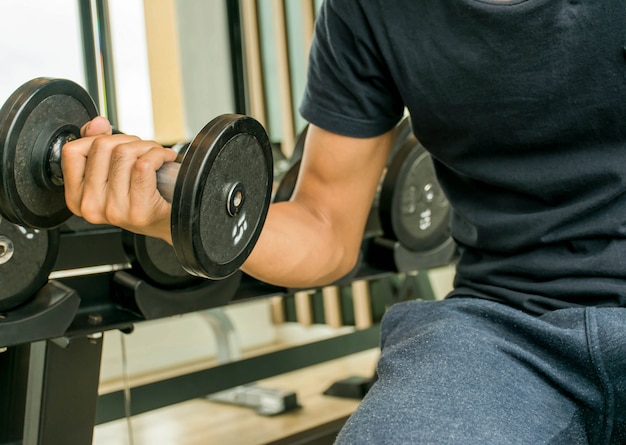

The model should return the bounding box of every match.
[40,124,180,203]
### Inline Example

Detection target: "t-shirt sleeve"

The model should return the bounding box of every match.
[299,0,404,138]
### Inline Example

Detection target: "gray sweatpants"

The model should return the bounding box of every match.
[335,298,626,444]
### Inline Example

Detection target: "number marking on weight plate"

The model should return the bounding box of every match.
[232,212,248,246]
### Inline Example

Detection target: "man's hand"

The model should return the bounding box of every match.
[62,117,177,243]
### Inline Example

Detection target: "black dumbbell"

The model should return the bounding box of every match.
[0,78,273,280]
[378,120,452,253]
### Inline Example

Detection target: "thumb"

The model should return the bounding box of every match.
[81,116,112,137]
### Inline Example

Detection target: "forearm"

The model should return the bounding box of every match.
[242,201,361,288]
[243,126,394,287]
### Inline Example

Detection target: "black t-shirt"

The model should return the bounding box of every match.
[300,0,626,314]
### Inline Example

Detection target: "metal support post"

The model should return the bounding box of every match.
[23,336,103,445]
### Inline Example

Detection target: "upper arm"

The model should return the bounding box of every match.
[291,123,395,267]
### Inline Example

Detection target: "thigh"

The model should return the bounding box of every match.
[586,307,626,445]
[335,298,596,445]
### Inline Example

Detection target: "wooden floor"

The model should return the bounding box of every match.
[93,349,379,445]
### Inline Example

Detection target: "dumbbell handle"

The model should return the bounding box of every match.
[155,162,180,202]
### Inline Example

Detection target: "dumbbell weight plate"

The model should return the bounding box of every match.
[122,232,204,289]
[379,136,451,252]
[0,217,59,311]
[171,114,273,279]
[0,78,97,228]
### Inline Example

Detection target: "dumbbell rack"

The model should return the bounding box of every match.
[0,224,273,445]
[0,226,393,445]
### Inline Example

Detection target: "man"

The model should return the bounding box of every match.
[64,0,625,442]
